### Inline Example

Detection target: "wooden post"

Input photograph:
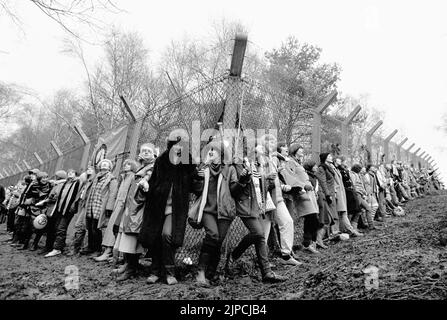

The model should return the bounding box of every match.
[120,95,142,160]
[222,34,247,160]
[383,129,398,163]
[406,143,415,165]
[50,141,64,173]
[397,137,408,161]
[15,163,23,172]
[74,125,91,171]
[366,120,383,164]
[34,152,44,166]
[413,147,421,168]
[0,172,3,179]
[341,105,361,156]
[3,168,9,177]
[23,160,31,170]
[311,90,337,162]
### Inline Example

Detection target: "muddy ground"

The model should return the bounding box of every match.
[1,191,447,300]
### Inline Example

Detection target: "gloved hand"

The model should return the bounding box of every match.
[326,195,333,204]
[105,209,113,218]
[304,185,313,192]
[239,168,252,184]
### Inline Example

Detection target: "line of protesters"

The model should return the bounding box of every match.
[0,131,443,286]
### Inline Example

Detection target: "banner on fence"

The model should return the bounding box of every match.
[90,125,129,175]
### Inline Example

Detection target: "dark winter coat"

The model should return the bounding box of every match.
[317,163,336,225]
[138,150,197,249]
[228,163,275,219]
[337,165,360,214]
[191,164,236,221]
[121,162,154,234]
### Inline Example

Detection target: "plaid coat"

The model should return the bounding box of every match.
[85,171,118,228]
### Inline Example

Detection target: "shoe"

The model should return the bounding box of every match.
[17,244,29,250]
[116,270,135,282]
[93,252,112,262]
[166,275,178,285]
[79,249,95,255]
[45,249,62,258]
[351,230,364,237]
[224,252,235,273]
[146,274,160,284]
[66,250,80,257]
[262,271,287,283]
[112,263,128,275]
[303,243,319,254]
[280,255,302,266]
[316,241,328,249]
[38,248,51,255]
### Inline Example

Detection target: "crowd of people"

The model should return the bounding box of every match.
[0,131,443,287]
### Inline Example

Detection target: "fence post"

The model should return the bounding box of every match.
[34,152,44,168]
[419,151,426,168]
[365,120,383,164]
[222,34,247,158]
[311,90,337,162]
[15,162,23,172]
[383,129,398,163]
[406,143,415,165]
[397,137,408,161]
[413,147,421,168]
[74,125,91,172]
[120,96,142,160]
[23,160,31,170]
[0,172,3,179]
[341,105,361,157]
[3,168,10,177]
[50,141,64,173]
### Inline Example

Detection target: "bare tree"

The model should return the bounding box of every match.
[0,0,122,40]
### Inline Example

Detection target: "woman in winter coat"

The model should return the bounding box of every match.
[334,157,363,237]
[303,160,328,249]
[113,143,156,281]
[257,134,299,266]
[44,169,82,257]
[279,143,320,253]
[84,159,118,255]
[34,170,67,254]
[193,139,236,286]
[94,159,138,262]
[67,166,96,256]
[225,138,287,283]
[139,131,197,285]
[362,165,382,229]
[317,153,337,239]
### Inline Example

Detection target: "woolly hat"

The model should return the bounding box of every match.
[319,152,330,164]
[54,170,67,180]
[303,160,317,172]
[29,168,40,175]
[202,139,232,164]
[36,171,48,179]
[289,143,304,157]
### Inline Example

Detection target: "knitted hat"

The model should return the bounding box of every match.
[54,170,67,180]
[289,143,303,157]
[36,171,48,179]
[303,160,317,172]
[320,152,330,164]
[29,168,40,175]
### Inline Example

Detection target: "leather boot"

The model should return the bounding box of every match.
[316,228,328,249]
[116,254,137,282]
